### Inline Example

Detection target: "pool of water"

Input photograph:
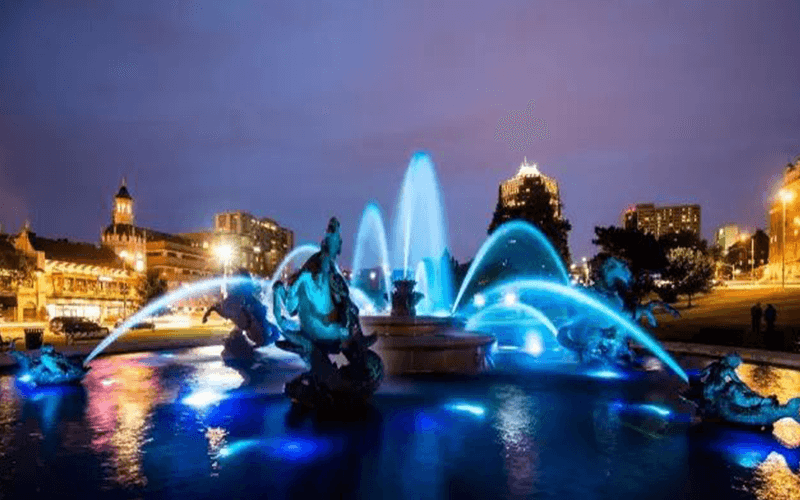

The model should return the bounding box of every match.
[1,347,798,500]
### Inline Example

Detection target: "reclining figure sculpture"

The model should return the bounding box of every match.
[11,344,87,387]
[272,217,384,409]
[683,353,800,427]
[557,257,679,367]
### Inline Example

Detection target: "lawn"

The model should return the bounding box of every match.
[653,286,800,349]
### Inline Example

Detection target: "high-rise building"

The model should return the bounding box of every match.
[715,224,741,255]
[204,211,294,278]
[768,155,800,280]
[622,203,701,239]
[499,158,562,219]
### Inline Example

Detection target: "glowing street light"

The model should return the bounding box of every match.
[215,244,233,268]
[214,243,234,297]
[779,189,795,289]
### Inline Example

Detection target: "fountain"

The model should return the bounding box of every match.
[79,151,689,383]
[351,151,689,381]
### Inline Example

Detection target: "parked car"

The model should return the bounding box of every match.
[63,320,109,336]
[114,320,155,330]
[49,316,89,334]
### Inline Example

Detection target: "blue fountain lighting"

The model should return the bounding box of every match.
[478,278,689,382]
[352,202,392,302]
[465,302,559,340]
[715,430,800,469]
[183,390,226,408]
[445,402,487,418]
[392,152,454,311]
[451,220,570,314]
[587,369,624,380]
[84,275,255,365]
[219,437,332,462]
[268,244,320,285]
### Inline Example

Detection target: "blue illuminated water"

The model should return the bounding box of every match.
[350,152,454,315]
[0,349,790,499]
[451,220,570,313]
[351,202,392,310]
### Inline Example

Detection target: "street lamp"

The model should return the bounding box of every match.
[779,189,794,289]
[739,233,754,283]
[582,256,589,283]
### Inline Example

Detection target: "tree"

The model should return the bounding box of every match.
[658,230,708,255]
[592,226,666,274]
[663,247,714,307]
[488,180,572,264]
[139,270,168,306]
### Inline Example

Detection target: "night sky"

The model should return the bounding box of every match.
[1,1,799,264]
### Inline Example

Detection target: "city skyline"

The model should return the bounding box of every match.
[1,1,798,263]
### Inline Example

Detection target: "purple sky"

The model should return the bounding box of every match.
[1,0,799,263]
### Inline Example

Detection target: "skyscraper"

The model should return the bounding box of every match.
[499,158,562,219]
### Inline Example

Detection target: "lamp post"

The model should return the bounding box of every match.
[582,256,589,283]
[779,189,794,289]
[739,233,755,283]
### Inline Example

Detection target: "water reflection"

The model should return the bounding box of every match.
[751,452,800,500]
[492,384,540,498]
[737,364,800,405]
[84,354,162,488]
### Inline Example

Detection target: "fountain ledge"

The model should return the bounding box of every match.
[361,316,494,376]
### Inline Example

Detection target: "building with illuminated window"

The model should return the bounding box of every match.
[201,211,294,278]
[101,180,214,289]
[3,223,141,322]
[622,203,701,239]
[499,158,562,219]
[715,224,741,255]
[767,155,800,280]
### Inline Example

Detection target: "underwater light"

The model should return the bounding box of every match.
[218,437,329,461]
[473,294,486,308]
[639,404,671,417]
[18,373,33,384]
[183,390,225,408]
[445,402,486,417]
[587,369,623,379]
[503,292,517,305]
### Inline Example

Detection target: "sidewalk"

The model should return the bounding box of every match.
[0,325,229,370]
[660,341,800,371]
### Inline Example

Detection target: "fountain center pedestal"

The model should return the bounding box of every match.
[362,279,494,375]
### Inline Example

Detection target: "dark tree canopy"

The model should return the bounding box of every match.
[592,226,667,274]
[658,230,708,254]
[488,179,572,265]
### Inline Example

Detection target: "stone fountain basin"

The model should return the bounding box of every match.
[360,316,494,376]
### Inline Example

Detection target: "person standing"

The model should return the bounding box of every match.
[750,302,762,335]
[764,304,777,333]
